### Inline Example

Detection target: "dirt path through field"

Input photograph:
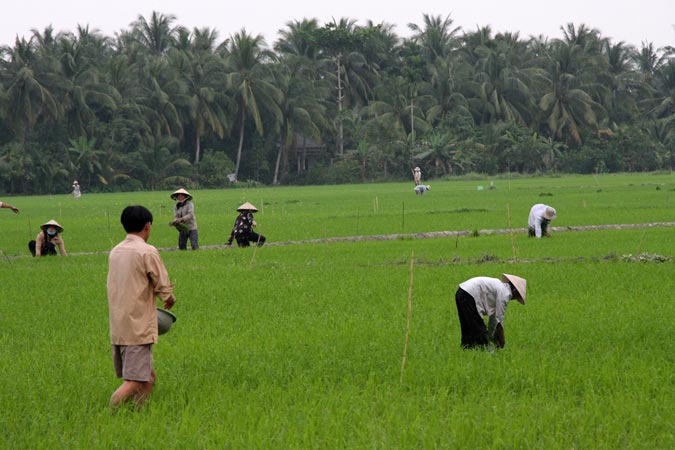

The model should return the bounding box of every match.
[5,222,673,260]
[202,221,675,250]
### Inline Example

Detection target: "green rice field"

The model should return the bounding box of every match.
[1,173,674,449]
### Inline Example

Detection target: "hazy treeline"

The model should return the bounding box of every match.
[1,12,674,194]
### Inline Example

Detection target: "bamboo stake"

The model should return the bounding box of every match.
[507,203,517,262]
[637,228,647,254]
[0,249,12,266]
[400,249,414,384]
[249,223,263,269]
[356,208,359,235]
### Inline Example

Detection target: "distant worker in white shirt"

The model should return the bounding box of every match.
[455,274,527,349]
[412,166,422,185]
[528,203,556,238]
[414,184,431,195]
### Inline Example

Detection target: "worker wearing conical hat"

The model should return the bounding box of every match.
[170,188,199,250]
[29,219,68,256]
[528,203,557,238]
[227,202,266,247]
[454,274,526,349]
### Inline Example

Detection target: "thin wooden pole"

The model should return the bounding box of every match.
[507,203,517,262]
[249,222,263,269]
[400,249,414,384]
[356,208,359,235]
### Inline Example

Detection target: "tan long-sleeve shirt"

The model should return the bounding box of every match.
[35,232,67,256]
[107,234,175,345]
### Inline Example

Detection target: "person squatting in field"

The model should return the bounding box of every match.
[107,205,176,408]
[454,274,526,349]
[170,188,199,250]
[528,203,557,238]
[29,220,67,256]
[227,202,266,247]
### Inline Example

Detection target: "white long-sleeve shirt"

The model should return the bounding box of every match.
[459,277,513,327]
[528,203,550,238]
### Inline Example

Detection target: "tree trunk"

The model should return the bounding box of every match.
[195,133,201,164]
[234,107,246,181]
[336,56,344,156]
[273,126,288,185]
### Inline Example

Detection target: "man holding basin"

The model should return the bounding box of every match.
[107,205,176,408]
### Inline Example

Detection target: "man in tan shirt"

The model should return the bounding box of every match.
[107,205,176,407]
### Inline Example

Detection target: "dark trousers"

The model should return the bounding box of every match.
[528,220,550,237]
[455,288,488,349]
[28,240,56,257]
[236,232,266,247]
[178,229,199,250]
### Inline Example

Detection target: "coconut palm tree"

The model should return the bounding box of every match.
[425,55,472,126]
[66,136,107,187]
[0,37,59,146]
[131,11,180,57]
[170,28,232,163]
[274,18,322,59]
[56,27,118,138]
[225,29,281,180]
[538,40,606,144]
[407,14,461,63]
[269,54,328,184]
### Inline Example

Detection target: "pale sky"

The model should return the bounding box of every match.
[1,0,673,51]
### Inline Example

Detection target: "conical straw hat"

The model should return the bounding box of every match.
[40,219,64,233]
[170,188,192,201]
[237,202,258,212]
[543,206,556,220]
[502,274,526,304]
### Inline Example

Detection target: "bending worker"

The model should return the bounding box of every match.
[454,274,526,349]
[528,203,556,238]
[227,202,266,247]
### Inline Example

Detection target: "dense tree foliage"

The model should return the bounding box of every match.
[1,12,674,193]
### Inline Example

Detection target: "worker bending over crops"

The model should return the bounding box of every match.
[454,274,526,349]
[528,203,556,238]
[227,202,266,247]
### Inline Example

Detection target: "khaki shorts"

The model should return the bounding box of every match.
[112,344,153,382]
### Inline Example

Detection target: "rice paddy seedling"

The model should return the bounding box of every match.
[1,173,674,449]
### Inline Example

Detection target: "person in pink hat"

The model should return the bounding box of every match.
[454,274,526,349]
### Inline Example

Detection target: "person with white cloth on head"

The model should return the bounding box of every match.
[72,181,81,199]
[412,166,422,186]
[414,184,431,195]
[454,274,527,349]
[528,203,556,238]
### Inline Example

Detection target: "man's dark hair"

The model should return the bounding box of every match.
[120,205,153,233]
